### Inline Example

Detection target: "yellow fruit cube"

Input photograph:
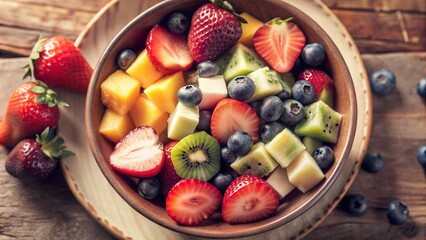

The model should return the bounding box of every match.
[126,49,164,89]
[129,93,169,134]
[238,12,264,46]
[101,70,141,115]
[144,72,185,113]
[99,109,135,143]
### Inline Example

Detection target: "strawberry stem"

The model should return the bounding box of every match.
[32,80,69,108]
[210,0,247,23]
[36,127,75,159]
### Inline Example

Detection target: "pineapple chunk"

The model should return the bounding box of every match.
[99,109,135,143]
[101,70,141,115]
[129,93,169,134]
[238,12,264,46]
[144,72,185,113]
[126,49,164,89]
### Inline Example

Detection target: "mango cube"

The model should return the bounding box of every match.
[238,12,264,46]
[101,70,141,115]
[129,93,169,134]
[126,49,164,89]
[99,109,135,143]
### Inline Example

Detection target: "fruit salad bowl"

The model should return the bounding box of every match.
[86,0,357,238]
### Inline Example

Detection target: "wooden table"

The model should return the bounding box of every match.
[1,0,425,239]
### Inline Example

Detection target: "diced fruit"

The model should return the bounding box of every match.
[167,102,199,140]
[265,128,306,168]
[144,71,185,113]
[100,70,141,115]
[266,167,295,199]
[99,109,135,143]
[196,110,212,133]
[171,131,220,181]
[312,145,335,172]
[166,12,189,34]
[211,172,234,193]
[110,126,164,178]
[361,152,384,173]
[137,177,161,200]
[286,150,324,193]
[301,43,325,67]
[117,49,137,70]
[126,49,164,89]
[341,194,368,216]
[387,200,409,225]
[129,93,168,135]
[302,137,323,155]
[294,100,342,143]
[197,61,220,78]
[298,68,334,107]
[227,131,253,156]
[259,96,284,122]
[227,76,256,102]
[253,18,306,73]
[260,122,285,143]
[369,68,396,96]
[279,99,305,126]
[277,73,293,101]
[166,178,222,225]
[211,98,259,145]
[292,80,316,106]
[158,141,181,196]
[222,175,279,224]
[238,12,263,46]
[177,84,203,107]
[246,67,283,102]
[197,75,228,110]
[231,142,278,177]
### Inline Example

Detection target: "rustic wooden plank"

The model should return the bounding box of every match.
[2,0,110,12]
[323,0,426,12]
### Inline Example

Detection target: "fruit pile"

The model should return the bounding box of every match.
[98,0,343,225]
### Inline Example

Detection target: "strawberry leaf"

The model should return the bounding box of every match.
[22,36,46,81]
[36,127,75,159]
[210,0,247,23]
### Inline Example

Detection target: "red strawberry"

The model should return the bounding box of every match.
[23,36,93,93]
[210,98,259,145]
[5,127,74,181]
[166,178,222,225]
[110,126,164,178]
[253,18,306,73]
[157,141,182,196]
[146,25,193,74]
[0,81,67,147]
[298,68,335,107]
[188,0,244,62]
[222,175,279,224]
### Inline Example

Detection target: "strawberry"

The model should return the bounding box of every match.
[253,18,306,73]
[298,68,335,107]
[210,98,259,145]
[146,25,193,74]
[5,127,74,181]
[0,81,67,147]
[187,0,244,62]
[110,126,164,178]
[166,178,222,225]
[23,36,93,93]
[222,175,279,224]
[157,141,182,196]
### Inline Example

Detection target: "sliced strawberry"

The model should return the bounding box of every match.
[166,178,222,225]
[253,18,306,73]
[222,175,279,224]
[298,68,335,107]
[157,141,181,196]
[210,98,259,145]
[146,25,193,74]
[110,126,164,178]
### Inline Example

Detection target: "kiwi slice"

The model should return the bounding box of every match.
[171,131,220,181]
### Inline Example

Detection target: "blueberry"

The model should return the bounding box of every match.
[221,147,237,165]
[196,110,212,132]
[250,100,262,115]
[416,145,426,167]
[260,122,285,143]
[277,88,291,101]
[259,96,284,122]
[280,99,305,126]
[166,12,189,34]
[387,200,409,225]
[137,177,161,200]
[117,49,137,70]
[211,172,234,193]
[227,76,256,101]
[370,68,396,96]
[227,131,253,156]
[416,77,426,98]
[312,146,335,172]
[197,61,220,78]
[361,152,384,173]
[341,194,368,216]
[177,84,202,107]
[292,80,316,105]
[291,56,306,76]
[302,43,325,67]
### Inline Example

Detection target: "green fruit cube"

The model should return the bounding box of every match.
[246,67,284,102]
[265,128,306,168]
[231,142,278,177]
[167,102,199,140]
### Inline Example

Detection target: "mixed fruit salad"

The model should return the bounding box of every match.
[98,0,343,225]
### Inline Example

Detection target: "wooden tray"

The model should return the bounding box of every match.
[58,0,373,239]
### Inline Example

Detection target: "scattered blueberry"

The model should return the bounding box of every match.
[416,145,426,167]
[276,88,291,101]
[280,99,305,126]
[416,77,426,98]
[312,146,335,172]
[387,200,409,225]
[196,110,212,133]
[117,49,137,70]
[292,80,316,105]
[341,194,368,216]
[221,147,237,165]
[197,61,220,78]
[301,43,326,67]
[227,76,256,101]
[370,68,396,96]
[211,172,234,193]
[166,12,189,34]
[259,96,284,122]
[260,122,285,143]
[227,131,253,156]
[177,84,202,107]
[361,152,384,173]
[137,177,161,200]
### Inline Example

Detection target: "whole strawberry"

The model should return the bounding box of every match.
[188,0,245,62]
[23,36,93,93]
[0,81,68,147]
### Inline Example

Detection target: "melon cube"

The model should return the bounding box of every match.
[198,75,228,110]
[167,102,199,140]
[99,109,135,143]
[265,128,306,168]
[101,70,141,115]
[266,167,295,199]
[129,93,169,134]
[126,49,164,89]
[238,12,264,46]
